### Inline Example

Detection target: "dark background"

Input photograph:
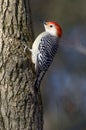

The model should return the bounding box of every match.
[31,0,86,130]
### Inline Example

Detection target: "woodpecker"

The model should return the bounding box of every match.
[29,21,62,90]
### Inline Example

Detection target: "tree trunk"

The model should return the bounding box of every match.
[0,0,43,130]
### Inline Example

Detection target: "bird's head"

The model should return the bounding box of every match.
[44,21,62,37]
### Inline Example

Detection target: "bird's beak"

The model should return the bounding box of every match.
[43,21,47,25]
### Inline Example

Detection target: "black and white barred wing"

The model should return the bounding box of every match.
[37,35,58,72]
[34,35,58,89]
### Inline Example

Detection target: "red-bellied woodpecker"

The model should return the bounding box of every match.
[29,21,62,90]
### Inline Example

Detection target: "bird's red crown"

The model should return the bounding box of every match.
[47,21,62,37]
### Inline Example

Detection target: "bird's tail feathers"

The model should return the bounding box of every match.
[34,71,45,91]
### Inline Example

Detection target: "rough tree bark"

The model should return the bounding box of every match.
[0,0,43,130]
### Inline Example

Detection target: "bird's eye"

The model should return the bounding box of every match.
[50,25,53,28]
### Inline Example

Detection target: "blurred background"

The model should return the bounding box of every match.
[31,0,86,130]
